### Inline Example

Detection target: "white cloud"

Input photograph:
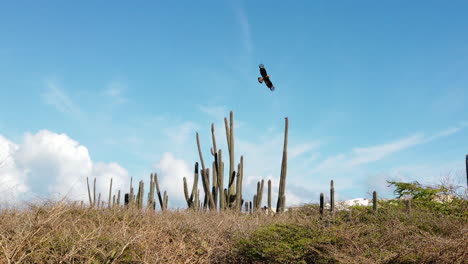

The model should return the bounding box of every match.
[153,152,193,208]
[0,130,128,204]
[0,136,29,204]
[310,124,467,175]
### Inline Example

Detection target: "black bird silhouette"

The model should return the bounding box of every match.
[257,64,275,91]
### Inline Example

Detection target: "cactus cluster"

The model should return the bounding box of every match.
[85,110,289,214]
[185,111,289,214]
[85,173,169,211]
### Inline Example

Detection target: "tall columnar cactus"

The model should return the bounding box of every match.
[212,160,218,207]
[225,111,236,208]
[108,178,113,209]
[163,191,168,210]
[86,177,93,207]
[183,162,199,209]
[148,174,156,210]
[129,177,134,207]
[276,117,289,213]
[267,179,272,212]
[330,180,335,216]
[465,154,468,187]
[372,191,377,213]
[216,151,225,210]
[254,180,264,210]
[117,190,121,206]
[153,173,168,211]
[136,180,144,209]
[320,192,324,217]
[93,178,97,208]
[236,156,244,211]
[201,168,216,210]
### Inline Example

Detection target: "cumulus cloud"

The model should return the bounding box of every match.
[153,152,193,208]
[0,130,128,204]
[0,136,29,204]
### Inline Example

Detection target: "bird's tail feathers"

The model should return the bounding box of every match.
[258,77,264,83]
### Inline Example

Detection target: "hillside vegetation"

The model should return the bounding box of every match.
[1,182,466,264]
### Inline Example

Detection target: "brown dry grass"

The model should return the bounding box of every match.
[0,201,466,264]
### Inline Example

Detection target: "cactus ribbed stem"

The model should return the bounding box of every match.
[154,173,164,210]
[124,193,129,206]
[86,177,93,207]
[201,168,216,210]
[236,156,244,211]
[320,192,324,217]
[93,178,97,208]
[268,179,272,212]
[258,179,264,209]
[216,151,225,210]
[183,177,190,207]
[129,177,134,207]
[108,178,113,209]
[149,174,156,210]
[196,132,206,172]
[117,190,121,205]
[330,180,335,216]
[373,191,377,213]
[276,117,289,213]
[212,161,218,208]
[228,111,235,207]
[465,154,468,187]
[211,123,217,156]
[97,193,101,209]
[163,191,168,210]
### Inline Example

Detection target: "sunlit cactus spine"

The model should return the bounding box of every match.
[276,117,289,213]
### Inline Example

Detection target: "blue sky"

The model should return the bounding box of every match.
[1,0,467,207]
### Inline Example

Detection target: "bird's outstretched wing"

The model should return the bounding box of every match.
[264,78,275,91]
[259,64,268,78]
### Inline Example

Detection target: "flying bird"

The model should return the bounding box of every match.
[258,64,275,91]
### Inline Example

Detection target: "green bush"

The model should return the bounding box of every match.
[235,223,339,264]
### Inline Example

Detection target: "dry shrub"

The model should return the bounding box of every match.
[0,200,466,264]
